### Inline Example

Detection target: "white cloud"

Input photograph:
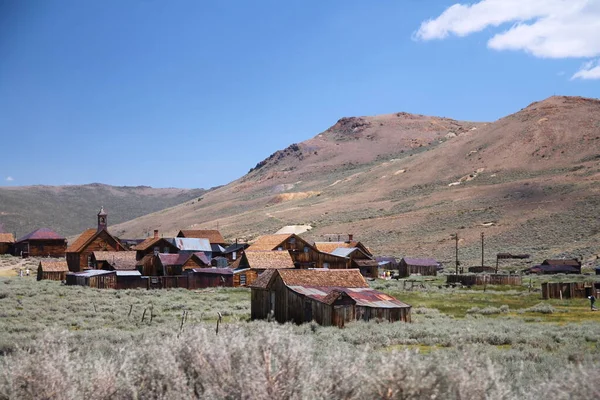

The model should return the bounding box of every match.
[572,59,600,79]
[415,0,600,76]
[5,176,14,182]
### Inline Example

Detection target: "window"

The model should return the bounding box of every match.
[323,262,330,269]
[289,237,296,244]
[303,246,309,253]
[163,247,169,254]
[153,246,159,255]
[240,273,246,286]
[232,251,237,260]
[87,255,93,268]
[277,246,283,251]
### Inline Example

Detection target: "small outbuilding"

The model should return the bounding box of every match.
[398,257,440,277]
[0,233,15,255]
[250,269,411,327]
[37,260,69,281]
[14,228,67,258]
[66,269,117,289]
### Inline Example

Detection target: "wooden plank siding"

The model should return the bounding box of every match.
[233,270,257,287]
[66,230,124,272]
[16,240,67,258]
[541,282,599,299]
[447,274,522,286]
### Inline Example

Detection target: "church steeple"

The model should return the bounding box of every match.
[97,207,108,232]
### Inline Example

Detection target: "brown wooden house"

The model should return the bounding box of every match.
[137,252,209,276]
[0,233,15,255]
[177,229,227,246]
[66,269,117,289]
[133,230,179,260]
[248,234,331,269]
[37,260,69,281]
[398,258,440,277]
[314,235,373,257]
[250,269,411,327]
[14,228,67,258]
[66,208,125,272]
[92,251,138,271]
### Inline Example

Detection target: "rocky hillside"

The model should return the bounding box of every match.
[113,96,600,267]
[0,184,207,238]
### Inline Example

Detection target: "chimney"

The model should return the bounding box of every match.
[154,229,159,239]
[348,234,353,242]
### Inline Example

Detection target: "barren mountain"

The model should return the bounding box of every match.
[0,184,207,238]
[114,96,600,267]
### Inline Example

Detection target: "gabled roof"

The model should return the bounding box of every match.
[134,237,176,251]
[66,228,123,253]
[244,251,295,270]
[249,269,277,289]
[0,233,15,244]
[38,260,69,272]
[401,257,440,267]
[158,253,190,266]
[191,252,210,266]
[93,251,138,270]
[278,269,368,288]
[542,259,581,266]
[177,230,226,244]
[68,269,115,277]
[211,244,226,253]
[169,238,211,252]
[314,241,373,256]
[246,234,292,251]
[330,247,360,258]
[17,228,65,242]
[353,259,379,268]
[223,243,249,254]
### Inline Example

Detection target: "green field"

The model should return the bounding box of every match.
[0,275,599,399]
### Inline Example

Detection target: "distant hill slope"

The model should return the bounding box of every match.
[0,184,207,238]
[113,96,600,266]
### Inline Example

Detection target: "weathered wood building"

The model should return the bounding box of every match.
[0,233,15,255]
[37,260,69,281]
[66,208,125,272]
[14,228,67,258]
[137,252,209,276]
[541,282,600,299]
[398,257,440,277]
[188,268,234,289]
[248,234,325,269]
[250,269,411,327]
[133,230,179,260]
[241,250,296,285]
[66,269,117,289]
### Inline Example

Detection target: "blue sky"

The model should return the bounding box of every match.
[1,0,599,189]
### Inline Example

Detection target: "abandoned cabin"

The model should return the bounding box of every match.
[250,269,411,327]
[398,257,441,277]
[37,260,69,281]
[525,259,582,275]
[91,251,138,271]
[13,228,67,258]
[66,208,125,272]
[137,252,209,276]
[0,232,15,255]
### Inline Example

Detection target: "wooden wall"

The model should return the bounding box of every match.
[541,282,598,299]
[233,270,257,287]
[0,243,11,255]
[16,240,66,258]
[447,274,522,286]
[67,231,122,272]
[399,262,438,277]
[37,270,67,281]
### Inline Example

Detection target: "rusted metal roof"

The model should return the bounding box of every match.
[38,260,68,272]
[191,252,210,265]
[17,228,65,242]
[401,257,440,267]
[287,285,410,309]
[0,233,15,244]
[169,238,211,252]
[177,230,226,244]
[158,253,191,266]
[245,250,295,270]
[67,269,114,278]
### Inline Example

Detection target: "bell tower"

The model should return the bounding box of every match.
[97,207,108,232]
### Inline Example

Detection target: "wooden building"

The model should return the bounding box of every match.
[222,242,249,262]
[542,282,600,299]
[398,258,440,277]
[177,229,227,246]
[133,230,179,260]
[115,270,147,290]
[66,269,117,289]
[66,208,125,272]
[524,259,583,275]
[0,233,15,255]
[92,251,138,271]
[37,260,69,281]
[314,235,373,257]
[13,228,67,258]
[330,247,379,278]
[189,268,234,289]
[250,269,411,327]
[137,252,209,276]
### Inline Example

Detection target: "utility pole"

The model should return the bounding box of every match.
[481,232,485,269]
[454,233,459,275]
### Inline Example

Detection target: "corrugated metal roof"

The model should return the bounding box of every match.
[178,230,226,244]
[169,238,211,252]
[17,228,65,242]
[191,267,234,275]
[116,270,142,277]
[158,253,191,266]
[68,269,115,277]
[330,247,357,257]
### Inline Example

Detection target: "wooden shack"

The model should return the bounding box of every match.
[242,251,295,285]
[14,228,67,258]
[398,257,440,277]
[37,260,69,281]
[248,234,325,268]
[250,269,411,327]
[115,270,147,290]
[66,208,125,272]
[447,274,522,286]
[66,269,117,289]
[0,233,15,255]
[541,282,600,299]
[189,268,234,289]
[330,247,379,278]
